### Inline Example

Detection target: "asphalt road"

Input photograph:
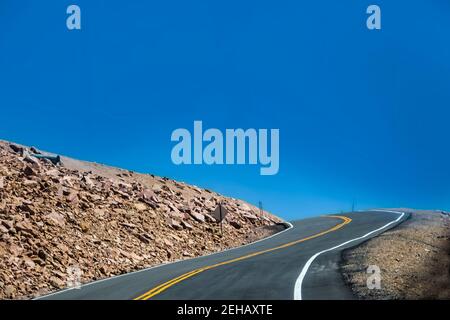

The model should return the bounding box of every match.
[38,210,408,300]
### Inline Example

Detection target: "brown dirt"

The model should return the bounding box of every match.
[0,140,284,299]
[341,209,450,299]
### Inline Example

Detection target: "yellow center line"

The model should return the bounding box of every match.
[134,215,352,300]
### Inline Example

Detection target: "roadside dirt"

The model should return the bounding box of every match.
[341,209,450,299]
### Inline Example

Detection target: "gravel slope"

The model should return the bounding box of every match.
[341,209,450,299]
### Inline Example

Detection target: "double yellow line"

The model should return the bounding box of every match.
[135,215,352,300]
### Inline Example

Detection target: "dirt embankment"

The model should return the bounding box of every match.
[341,209,450,299]
[0,140,284,299]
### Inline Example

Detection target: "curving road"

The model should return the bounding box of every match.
[38,210,408,300]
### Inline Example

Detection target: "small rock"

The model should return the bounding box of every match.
[66,191,79,204]
[181,220,194,230]
[46,169,60,177]
[167,203,179,213]
[30,147,40,154]
[4,285,16,297]
[82,175,94,189]
[133,202,147,212]
[23,258,36,269]
[79,221,90,233]
[152,184,162,193]
[23,153,40,166]
[189,212,205,223]
[19,203,36,215]
[23,166,36,176]
[179,205,191,214]
[15,220,34,233]
[45,212,66,227]
[204,213,216,223]
[9,144,24,154]
[163,239,173,247]
[137,233,151,244]
[230,221,242,229]
[169,211,186,219]
[183,251,194,257]
[243,213,258,221]
[50,276,65,288]
[9,243,23,256]
[37,249,47,261]
[23,179,38,187]
[169,219,182,230]
[0,224,8,233]
[120,222,136,228]
[1,220,13,230]
[100,266,109,275]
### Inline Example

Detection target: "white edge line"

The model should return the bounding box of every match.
[293,210,406,300]
[35,220,294,300]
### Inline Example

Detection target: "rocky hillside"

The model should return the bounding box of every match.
[0,140,283,299]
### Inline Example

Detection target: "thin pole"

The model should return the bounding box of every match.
[219,203,223,236]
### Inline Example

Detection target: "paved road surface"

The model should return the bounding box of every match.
[38,210,408,300]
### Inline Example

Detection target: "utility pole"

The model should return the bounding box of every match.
[352,199,356,212]
[219,202,223,236]
[258,201,264,216]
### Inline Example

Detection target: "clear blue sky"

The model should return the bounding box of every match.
[1,1,449,219]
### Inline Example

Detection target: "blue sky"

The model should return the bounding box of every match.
[1,1,449,220]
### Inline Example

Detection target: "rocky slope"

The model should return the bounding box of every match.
[0,140,283,299]
[341,209,450,299]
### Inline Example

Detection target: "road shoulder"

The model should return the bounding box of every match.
[341,209,450,299]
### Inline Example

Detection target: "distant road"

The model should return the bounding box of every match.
[38,210,407,300]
